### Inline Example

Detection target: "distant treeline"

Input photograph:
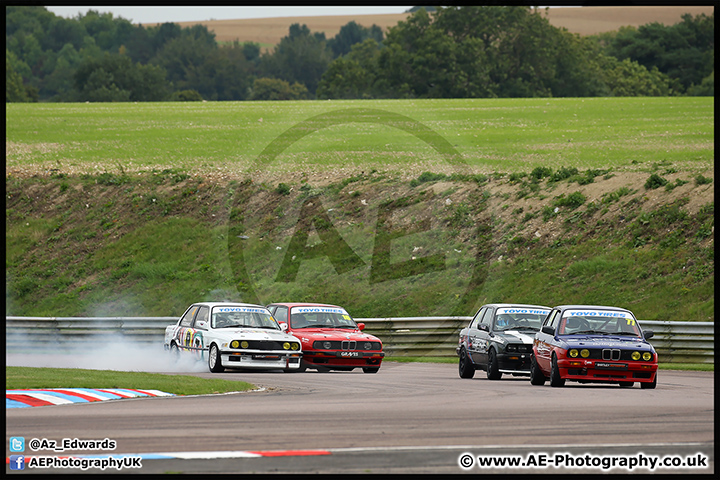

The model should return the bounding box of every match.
[6,6,714,102]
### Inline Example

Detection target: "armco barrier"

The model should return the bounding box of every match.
[4,316,714,364]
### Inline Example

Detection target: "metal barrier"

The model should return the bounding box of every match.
[4,316,714,364]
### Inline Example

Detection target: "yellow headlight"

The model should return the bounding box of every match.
[580,349,590,358]
[632,351,641,360]
[230,340,239,349]
[643,352,652,361]
[292,343,300,350]
[569,349,579,358]
[283,342,290,350]
[241,341,249,349]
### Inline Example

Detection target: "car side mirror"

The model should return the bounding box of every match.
[541,325,555,335]
[279,322,288,332]
[196,321,207,330]
[357,322,365,331]
[479,324,489,332]
[643,329,654,340]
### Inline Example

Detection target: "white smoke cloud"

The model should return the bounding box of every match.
[6,335,207,373]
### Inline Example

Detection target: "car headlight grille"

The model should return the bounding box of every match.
[506,344,533,353]
[230,340,299,351]
[564,349,655,361]
[312,340,382,351]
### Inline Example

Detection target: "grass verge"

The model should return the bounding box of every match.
[5,367,256,396]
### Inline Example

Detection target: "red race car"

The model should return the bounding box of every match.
[267,303,384,373]
[531,305,658,388]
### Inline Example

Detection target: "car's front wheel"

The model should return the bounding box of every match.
[640,373,657,389]
[458,349,475,379]
[549,353,565,387]
[208,344,224,373]
[530,356,546,385]
[486,348,502,380]
[291,361,308,373]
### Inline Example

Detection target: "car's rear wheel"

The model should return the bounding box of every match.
[530,355,546,385]
[458,349,475,379]
[549,354,565,387]
[486,348,502,380]
[640,373,657,389]
[169,343,179,361]
[208,344,224,373]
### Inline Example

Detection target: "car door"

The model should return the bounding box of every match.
[189,305,209,358]
[175,304,199,351]
[534,309,560,371]
[469,306,494,366]
[463,307,484,361]
[272,305,289,330]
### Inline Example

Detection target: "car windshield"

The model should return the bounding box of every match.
[559,310,641,337]
[211,306,280,330]
[290,306,357,329]
[493,308,549,332]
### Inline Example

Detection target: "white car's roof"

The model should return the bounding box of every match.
[195,302,269,310]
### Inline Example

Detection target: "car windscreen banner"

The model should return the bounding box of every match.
[214,306,270,314]
[496,308,550,317]
[292,306,350,317]
[563,309,635,320]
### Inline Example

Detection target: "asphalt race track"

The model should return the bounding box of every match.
[6,362,714,474]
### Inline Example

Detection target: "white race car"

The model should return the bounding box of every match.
[164,302,302,372]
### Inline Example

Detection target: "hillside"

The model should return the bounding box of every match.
[143,6,715,47]
[5,164,714,321]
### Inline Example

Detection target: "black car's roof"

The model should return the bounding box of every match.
[553,305,634,314]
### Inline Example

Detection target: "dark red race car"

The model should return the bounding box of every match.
[531,305,658,388]
[267,303,384,373]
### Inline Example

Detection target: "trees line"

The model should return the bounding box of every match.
[6,6,714,103]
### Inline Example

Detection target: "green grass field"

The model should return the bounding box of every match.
[6,97,713,175]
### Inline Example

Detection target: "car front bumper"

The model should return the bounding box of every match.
[303,351,384,368]
[222,351,302,370]
[497,352,533,375]
[558,358,658,383]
